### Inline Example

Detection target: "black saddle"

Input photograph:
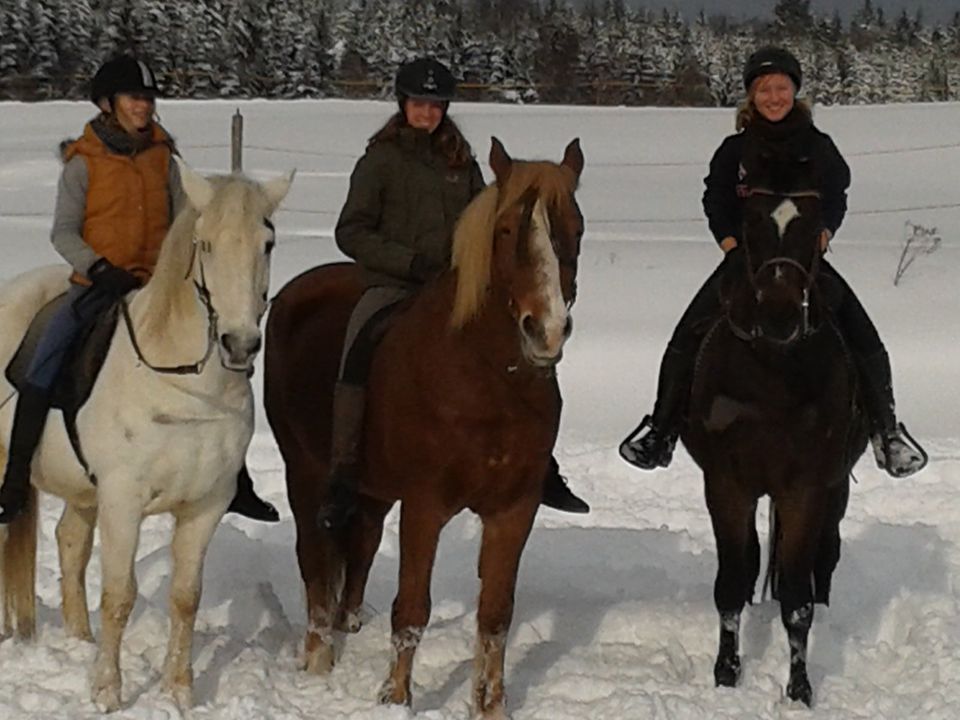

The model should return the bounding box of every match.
[5,292,120,477]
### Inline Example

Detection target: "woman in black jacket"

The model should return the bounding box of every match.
[620,46,926,479]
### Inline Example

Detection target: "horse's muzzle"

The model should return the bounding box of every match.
[219,331,262,370]
[519,312,570,367]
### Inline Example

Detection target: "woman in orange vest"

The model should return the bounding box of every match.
[0,56,277,524]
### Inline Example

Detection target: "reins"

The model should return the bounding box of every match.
[119,233,234,376]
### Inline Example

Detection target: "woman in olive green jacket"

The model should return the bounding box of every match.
[318,57,589,529]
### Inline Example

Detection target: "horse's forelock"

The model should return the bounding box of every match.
[450,162,575,329]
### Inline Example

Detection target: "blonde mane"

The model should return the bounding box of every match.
[450,161,577,328]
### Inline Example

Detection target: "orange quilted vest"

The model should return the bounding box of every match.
[63,122,172,284]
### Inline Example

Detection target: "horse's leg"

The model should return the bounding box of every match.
[813,481,849,605]
[776,487,828,707]
[161,503,225,710]
[706,478,756,689]
[289,461,343,675]
[472,498,539,720]
[91,501,141,712]
[378,502,447,708]
[338,497,392,633]
[56,503,97,641]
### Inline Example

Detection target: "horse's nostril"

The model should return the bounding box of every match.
[250,336,262,355]
[521,313,538,338]
[563,315,573,338]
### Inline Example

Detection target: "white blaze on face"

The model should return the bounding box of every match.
[530,198,569,356]
[771,198,800,239]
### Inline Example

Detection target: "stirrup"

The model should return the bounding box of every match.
[619,415,676,470]
[873,422,928,478]
[619,415,653,464]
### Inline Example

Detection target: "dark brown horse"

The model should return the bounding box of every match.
[264,138,583,718]
[681,162,869,705]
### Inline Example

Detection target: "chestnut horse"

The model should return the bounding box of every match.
[682,150,869,706]
[265,138,584,718]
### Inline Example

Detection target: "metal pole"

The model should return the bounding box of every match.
[231,109,243,172]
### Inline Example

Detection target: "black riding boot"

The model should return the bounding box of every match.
[541,456,589,513]
[619,345,691,470]
[316,382,366,529]
[227,465,279,522]
[0,385,52,524]
[858,349,927,478]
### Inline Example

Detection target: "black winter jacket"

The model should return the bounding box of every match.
[702,116,850,247]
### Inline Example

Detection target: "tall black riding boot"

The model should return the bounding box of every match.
[316,382,367,529]
[619,345,691,470]
[227,465,280,522]
[858,349,927,478]
[541,456,590,513]
[0,385,52,524]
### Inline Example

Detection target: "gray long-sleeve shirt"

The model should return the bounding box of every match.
[50,155,185,275]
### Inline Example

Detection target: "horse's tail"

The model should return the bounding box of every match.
[0,476,38,640]
[762,498,780,602]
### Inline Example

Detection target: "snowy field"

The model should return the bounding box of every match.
[1,98,959,719]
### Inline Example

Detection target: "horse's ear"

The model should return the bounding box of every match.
[263,169,296,214]
[175,156,214,212]
[561,138,584,179]
[489,137,512,184]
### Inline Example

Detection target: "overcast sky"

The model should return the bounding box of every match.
[600,1,960,24]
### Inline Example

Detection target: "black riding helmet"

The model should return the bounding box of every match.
[743,47,802,91]
[395,57,457,106]
[90,55,160,108]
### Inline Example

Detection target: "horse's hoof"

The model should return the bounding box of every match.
[714,654,741,688]
[377,678,410,706]
[474,706,511,720]
[91,681,122,713]
[787,668,812,706]
[336,609,363,633]
[168,682,193,710]
[67,626,95,643]
[304,645,335,675]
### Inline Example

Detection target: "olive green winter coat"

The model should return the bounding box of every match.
[335,126,487,288]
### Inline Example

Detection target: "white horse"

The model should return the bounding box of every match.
[0,159,293,712]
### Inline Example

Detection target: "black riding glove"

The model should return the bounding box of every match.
[87,258,141,297]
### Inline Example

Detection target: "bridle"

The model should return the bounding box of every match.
[119,233,226,376]
[726,187,824,346]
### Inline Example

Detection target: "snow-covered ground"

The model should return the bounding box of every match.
[1,98,959,719]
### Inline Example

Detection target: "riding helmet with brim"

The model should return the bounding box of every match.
[395,57,457,102]
[743,46,802,91]
[91,56,160,107]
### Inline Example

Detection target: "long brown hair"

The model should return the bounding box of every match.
[368,112,475,168]
[736,76,812,131]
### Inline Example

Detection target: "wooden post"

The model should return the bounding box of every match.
[231,109,243,172]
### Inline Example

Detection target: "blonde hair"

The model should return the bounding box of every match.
[736,75,812,131]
